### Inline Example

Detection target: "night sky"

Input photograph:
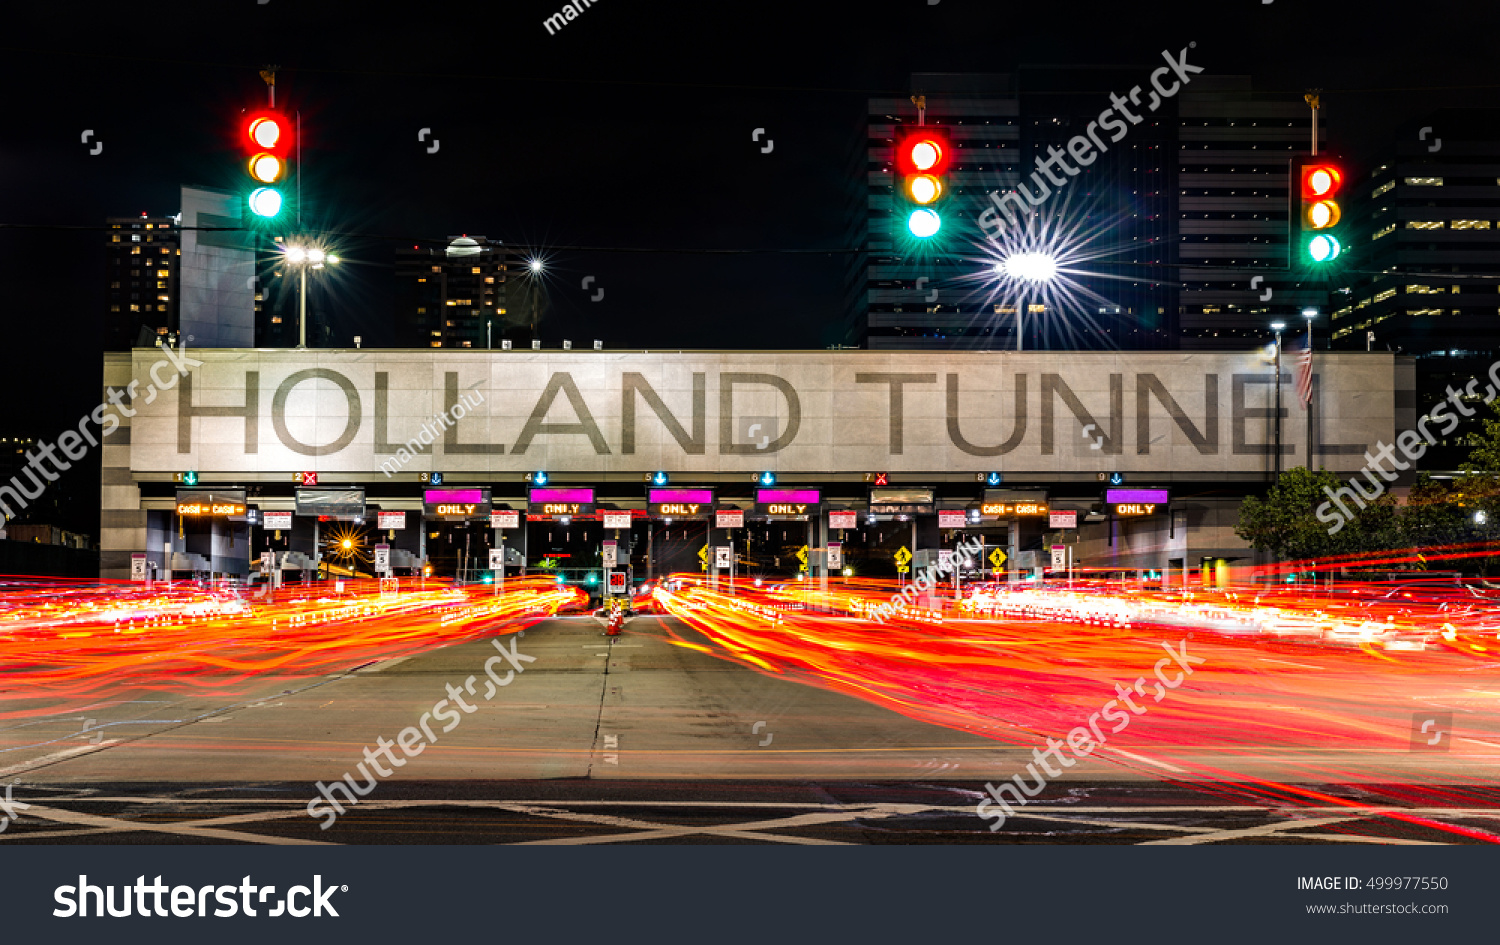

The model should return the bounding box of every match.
[2,0,1495,532]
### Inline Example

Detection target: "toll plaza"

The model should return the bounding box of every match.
[104,348,1405,589]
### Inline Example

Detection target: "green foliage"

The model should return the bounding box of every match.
[1236,466,1399,562]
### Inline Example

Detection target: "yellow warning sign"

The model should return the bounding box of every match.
[989,548,1007,568]
[894,546,912,566]
[795,546,808,568]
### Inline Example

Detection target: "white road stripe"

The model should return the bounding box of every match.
[0,743,118,778]
[1109,749,1189,774]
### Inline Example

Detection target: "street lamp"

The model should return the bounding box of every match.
[277,240,340,349]
[995,252,1058,352]
[1271,320,1286,480]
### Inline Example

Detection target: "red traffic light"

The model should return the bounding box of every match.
[895,129,952,176]
[245,112,288,151]
[1301,163,1342,198]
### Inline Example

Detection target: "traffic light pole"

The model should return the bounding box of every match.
[1273,326,1283,481]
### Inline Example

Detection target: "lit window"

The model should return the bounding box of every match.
[471,267,481,274]
[130,247,141,255]
[497,308,506,315]
[129,304,140,311]
[415,307,426,314]
[1407,221,1444,230]
[110,304,120,312]
[431,266,441,272]
[110,281,120,289]
[1451,220,1490,230]
[1027,304,1045,313]
[431,330,441,337]
[1374,288,1397,303]
[417,277,426,283]
[157,294,169,302]
[1373,224,1395,240]
[271,316,282,323]
[131,234,140,242]
[461,340,473,347]
[446,300,456,306]
[1406,285,1438,294]
[1406,308,1443,317]
[111,235,121,243]
[157,270,169,277]
[1372,180,1395,197]
[484,276,495,284]
[1405,177,1443,186]
[431,341,443,348]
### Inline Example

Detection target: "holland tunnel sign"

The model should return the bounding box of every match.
[122,350,1400,476]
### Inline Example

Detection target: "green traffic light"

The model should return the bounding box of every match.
[907,209,941,238]
[249,187,283,218]
[1307,234,1341,263]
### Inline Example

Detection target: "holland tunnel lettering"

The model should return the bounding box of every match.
[131,351,1395,475]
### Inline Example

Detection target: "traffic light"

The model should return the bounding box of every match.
[1292,156,1345,268]
[896,127,952,240]
[243,110,290,221]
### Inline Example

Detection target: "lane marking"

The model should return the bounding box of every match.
[1109,749,1189,774]
[357,657,412,673]
[0,743,119,778]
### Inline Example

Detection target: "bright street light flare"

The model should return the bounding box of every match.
[998,252,1058,283]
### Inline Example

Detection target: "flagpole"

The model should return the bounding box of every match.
[1304,312,1315,471]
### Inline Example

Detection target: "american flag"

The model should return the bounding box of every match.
[1294,335,1314,409]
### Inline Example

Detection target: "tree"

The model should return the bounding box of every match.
[1236,466,1399,562]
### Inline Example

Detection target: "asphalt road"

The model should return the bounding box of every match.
[1,614,1497,843]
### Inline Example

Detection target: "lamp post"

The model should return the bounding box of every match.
[1271,320,1286,480]
[278,243,340,349]
[996,252,1057,351]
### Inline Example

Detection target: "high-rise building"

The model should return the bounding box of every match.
[841,73,1019,349]
[844,72,1327,351]
[106,187,257,351]
[1333,107,1500,469]
[105,214,180,350]
[394,236,526,348]
[1176,77,1328,350]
